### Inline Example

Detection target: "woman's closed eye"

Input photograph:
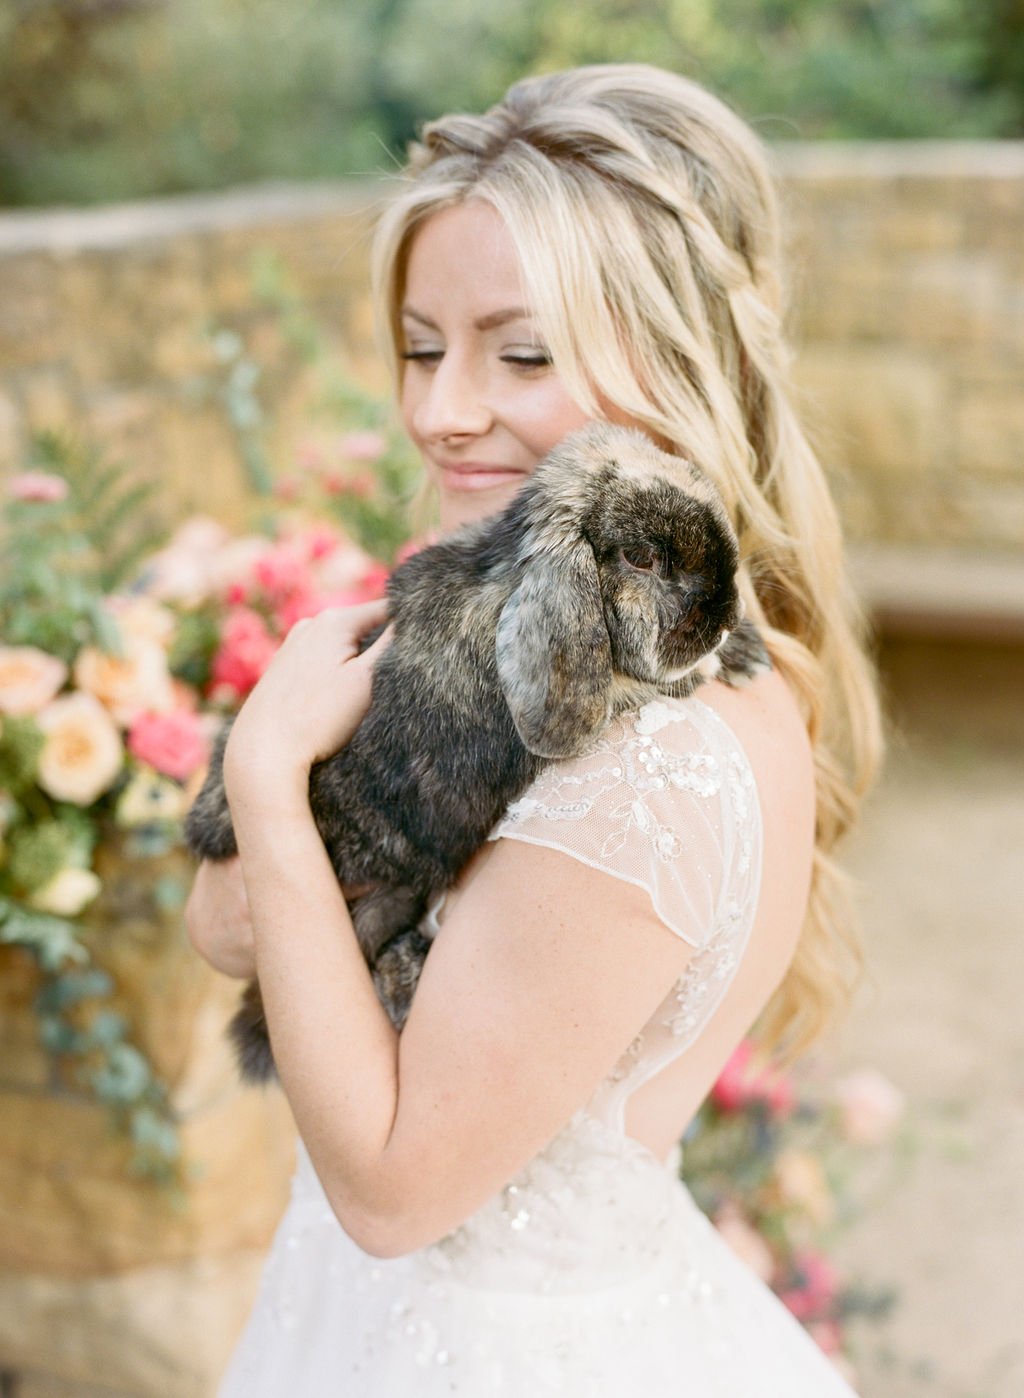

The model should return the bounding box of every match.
[401,348,444,365]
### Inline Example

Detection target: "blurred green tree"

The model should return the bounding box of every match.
[0,0,1020,207]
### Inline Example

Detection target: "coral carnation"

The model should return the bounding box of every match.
[128,710,210,782]
[210,609,279,698]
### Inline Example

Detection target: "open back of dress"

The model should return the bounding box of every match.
[219,697,857,1396]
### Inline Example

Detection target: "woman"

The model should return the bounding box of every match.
[188,64,881,1394]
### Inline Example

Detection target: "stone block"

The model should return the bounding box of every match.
[954,390,1024,479]
[0,1249,268,1397]
[0,387,23,468]
[13,1374,136,1398]
[0,1079,294,1276]
[0,256,62,371]
[21,371,78,435]
[792,345,945,480]
[0,946,52,1092]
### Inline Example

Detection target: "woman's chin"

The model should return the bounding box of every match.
[439,481,526,534]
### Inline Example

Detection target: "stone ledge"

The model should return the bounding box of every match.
[774,140,1024,180]
[850,543,1024,641]
[0,179,386,256]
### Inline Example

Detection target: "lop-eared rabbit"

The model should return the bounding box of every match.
[185,423,769,1080]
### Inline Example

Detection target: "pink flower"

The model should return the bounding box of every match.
[315,542,383,593]
[324,470,375,499]
[805,1318,844,1358]
[274,588,324,633]
[7,471,69,503]
[210,609,279,698]
[776,1250,840,1322]
[336,430,388,463]
[711,1039,796,1118]
[832,1068,905,1146]
[252,541,313,604]
[272,475,302,502]
[395,533,437,565]
[128,710,210,782]
[345,561,390,603]
[0,647,68,715]
[297,523,341,562]
[295,441,325,471]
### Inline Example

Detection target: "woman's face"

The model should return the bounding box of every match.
[399,201,592,535]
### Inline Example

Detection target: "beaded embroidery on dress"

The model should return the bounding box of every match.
[219,697,858,1396]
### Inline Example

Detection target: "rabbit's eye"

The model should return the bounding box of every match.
[621,544,662,574]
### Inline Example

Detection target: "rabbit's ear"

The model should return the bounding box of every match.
[496,542,613,759]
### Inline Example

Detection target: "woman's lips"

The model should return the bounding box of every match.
[436,462,529,492]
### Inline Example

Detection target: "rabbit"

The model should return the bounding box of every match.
[185,422,770,1081]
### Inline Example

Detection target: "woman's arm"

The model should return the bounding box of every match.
[232,793,694,1258]
[215,602,697,1258]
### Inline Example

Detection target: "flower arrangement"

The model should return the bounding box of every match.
[0,431,401,1179]
[682,1040,904,1381]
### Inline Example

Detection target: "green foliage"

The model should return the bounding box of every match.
[0,444,181,1182]
[0,434,164,661]
[1,0,1020,207]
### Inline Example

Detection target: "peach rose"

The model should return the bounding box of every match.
[36,693,123,805]
[832,1068,906,1145]
[74,636,174,727]
[712,1202,775,1283]
[105,596,177,651]
[29,867,102,916]
[0,647,68,715]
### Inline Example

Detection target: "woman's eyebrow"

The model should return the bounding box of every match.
[400,306,532,332]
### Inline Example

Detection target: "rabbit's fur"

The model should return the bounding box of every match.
[185,423,770,1081]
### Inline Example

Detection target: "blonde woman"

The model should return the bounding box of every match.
[188,63,881,1395]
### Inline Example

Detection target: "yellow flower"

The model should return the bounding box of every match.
[36,692,123,805]
[0,646,68,715]
[116,768,188,827]
[773,1149,835,1228]
[74,636,174,727]
[29,867,102,916]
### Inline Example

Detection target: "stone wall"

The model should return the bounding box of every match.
[0,144,1022,552]
[778,143,1024,555]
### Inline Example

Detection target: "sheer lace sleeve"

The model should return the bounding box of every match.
[487,697,762,953]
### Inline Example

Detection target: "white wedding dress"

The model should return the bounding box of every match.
[219,697,857,1396]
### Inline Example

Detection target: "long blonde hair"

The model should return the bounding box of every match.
[371,63,883,1065]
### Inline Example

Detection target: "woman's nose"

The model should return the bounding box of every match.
[411,354,493,442]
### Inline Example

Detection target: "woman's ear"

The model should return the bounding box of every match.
[495,541,613,759]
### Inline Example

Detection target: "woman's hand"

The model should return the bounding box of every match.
[185,856,257,979]
[223,599,391,806]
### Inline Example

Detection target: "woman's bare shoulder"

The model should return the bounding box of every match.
[695,664,815,836]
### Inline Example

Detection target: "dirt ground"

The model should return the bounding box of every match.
[813,638,1024,1397]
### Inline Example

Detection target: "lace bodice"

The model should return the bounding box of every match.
[485,694,762,1131]
[406,695,763,1294]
